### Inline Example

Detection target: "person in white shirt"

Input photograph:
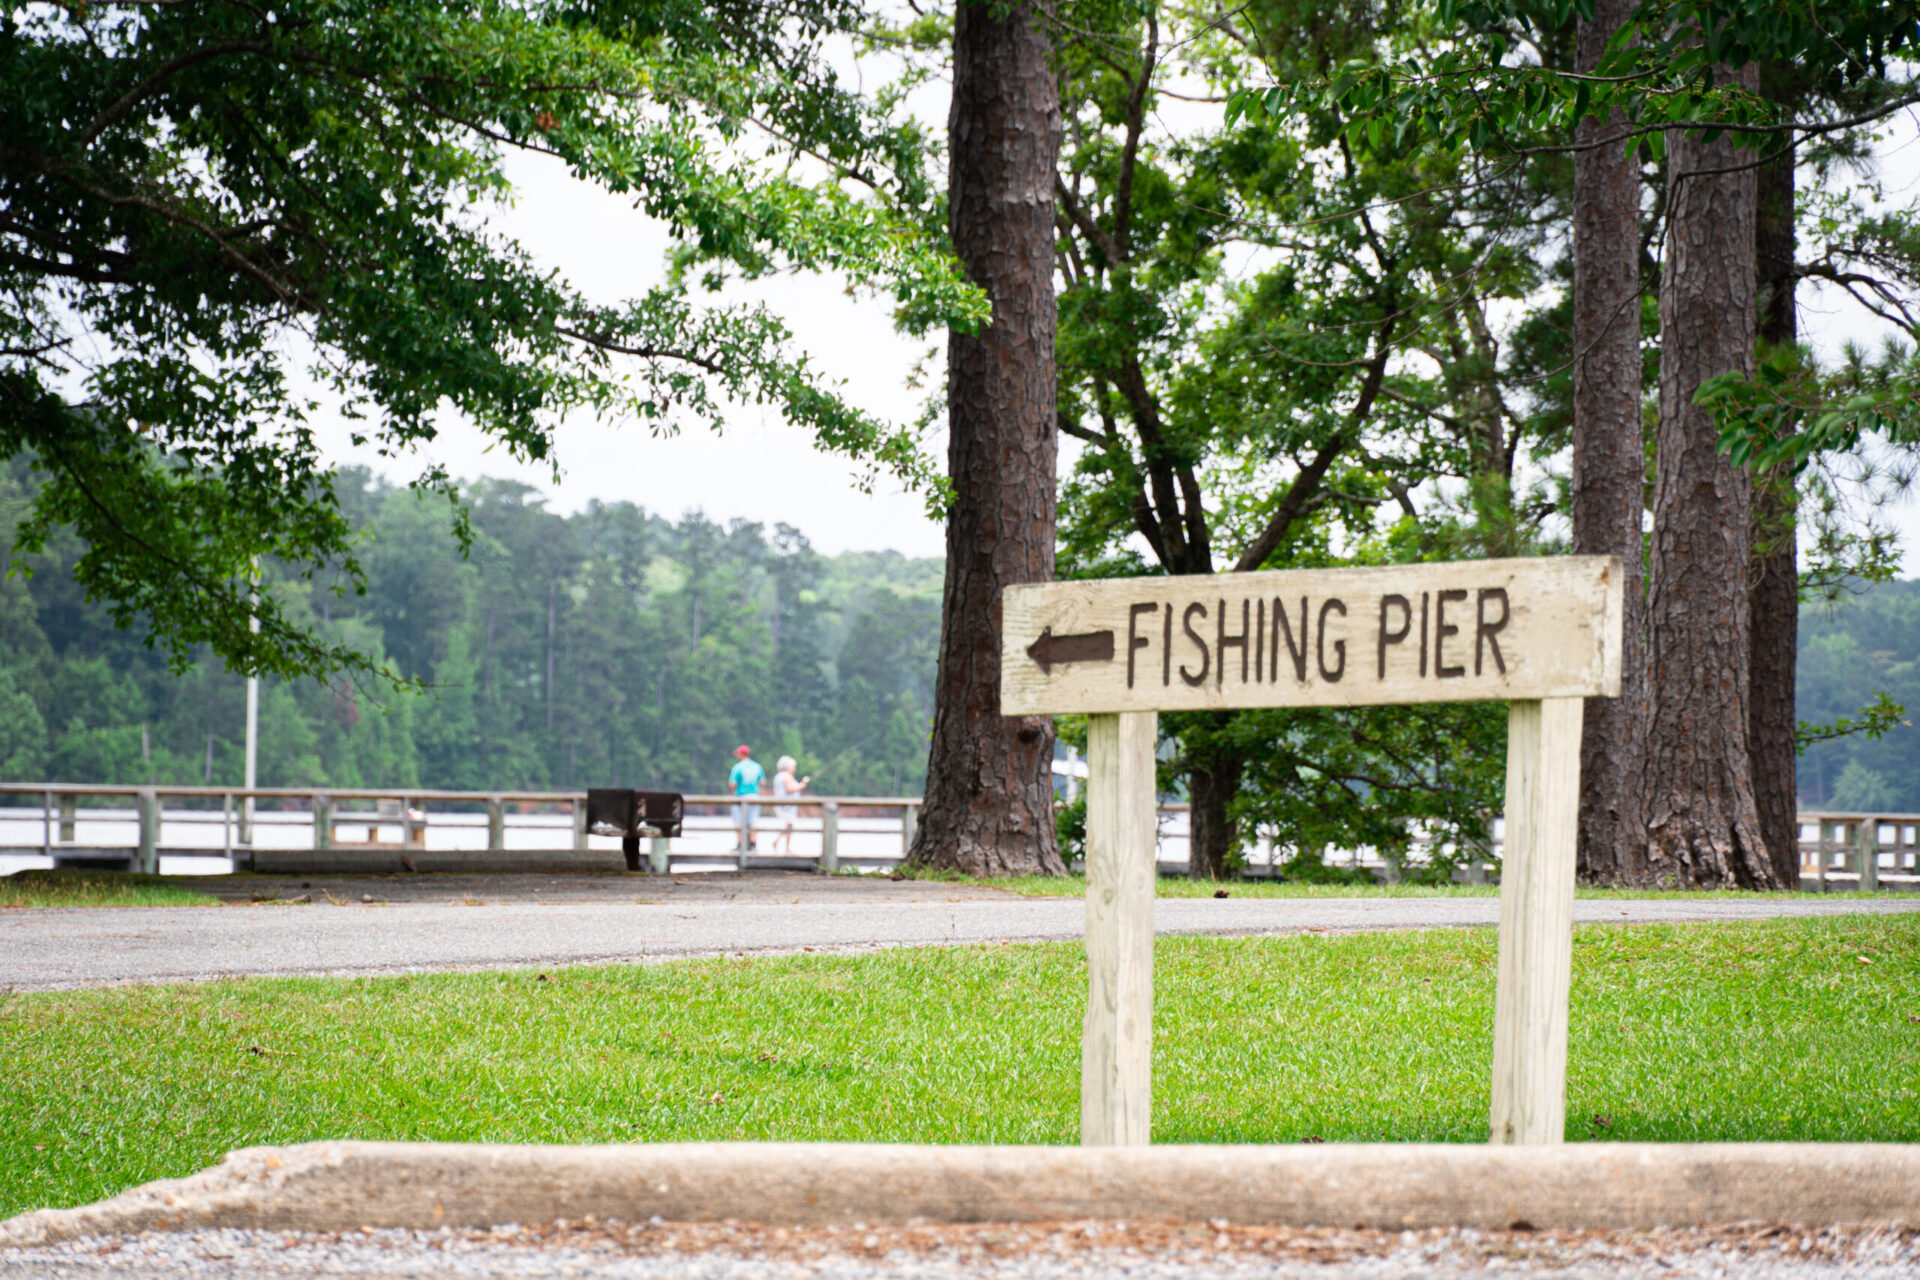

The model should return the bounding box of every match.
[771,755,810,856]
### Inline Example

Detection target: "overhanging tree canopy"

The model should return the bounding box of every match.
[1,0,981,685]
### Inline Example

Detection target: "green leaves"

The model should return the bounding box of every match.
[1051,1,1569,859]
[1,0,974,684]
[1704,345,1920,475]
[1227,0,1920,167]
[1795,690,1908,755]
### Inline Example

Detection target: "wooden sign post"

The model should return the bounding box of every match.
[1000,556,1624,1148]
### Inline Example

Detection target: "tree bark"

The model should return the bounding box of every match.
[907,0,1065,877]
[1643,65,1780,889]
[1184,721,1241,880]
[1570,0,1649,886]
[1749,112,1801,889]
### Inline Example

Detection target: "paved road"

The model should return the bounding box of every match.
[4,874,1916,991]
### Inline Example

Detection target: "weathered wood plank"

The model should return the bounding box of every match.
[1082,710,1157,1147]
[1002,557,1623,716]
[1489,696,1584,1145]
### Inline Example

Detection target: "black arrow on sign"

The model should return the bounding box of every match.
[1026,627,1115,675]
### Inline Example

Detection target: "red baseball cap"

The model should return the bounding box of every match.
[735,745,751,757]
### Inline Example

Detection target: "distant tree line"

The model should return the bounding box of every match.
[1797,579,1920,813]
[0,463,940,797]
[5,449,1913,817]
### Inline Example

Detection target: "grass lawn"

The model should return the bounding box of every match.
[895,869,1884,901]
[2,914,1916,1218]
[0,872,218,909]
[4,868,1887,907]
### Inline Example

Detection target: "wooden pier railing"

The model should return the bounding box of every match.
[1,784,1914,888]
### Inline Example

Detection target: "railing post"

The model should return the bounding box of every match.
[1464,845,1488,885]
[42,789,52,858]
[487,795,505,851]
[571,796,588,851]
[650,835,670,875]
[58,792,76,844]
[136,789,159,874]
[817,801,839,874]
[312,793,332,851]
[1818,822,1831,893]
[222,792,235,869]
[1858,819,1879,894]
[901,801,917,856]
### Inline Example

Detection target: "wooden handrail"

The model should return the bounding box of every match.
[0,782,921,807]
[5,781,1918,828]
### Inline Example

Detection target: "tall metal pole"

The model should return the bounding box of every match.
[241,559,259,848]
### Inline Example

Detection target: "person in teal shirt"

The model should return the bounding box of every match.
[729,745,765,852]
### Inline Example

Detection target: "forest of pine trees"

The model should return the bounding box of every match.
[0,463,941,797]
[2,456,1915,812]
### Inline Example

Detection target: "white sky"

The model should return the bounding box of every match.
[313,146,954,557]
[312,46,1920,574]
[1794,110,1920,577]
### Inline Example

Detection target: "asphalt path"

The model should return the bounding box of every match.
[4,874,1916,991]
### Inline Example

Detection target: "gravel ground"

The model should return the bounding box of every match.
[4,874,1916,992]
[5,1219,1918,1278]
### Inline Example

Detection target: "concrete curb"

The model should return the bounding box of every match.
[4,1142,1916,1246]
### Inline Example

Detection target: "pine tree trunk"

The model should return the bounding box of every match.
[1186,736,1241,881]
[1570,0,1649,886]
[906,0,1065,877]
[1643,68,1779,889]
[1749,124,1801,889]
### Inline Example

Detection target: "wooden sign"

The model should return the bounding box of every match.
[1003,556,1623,715]
[1004,556,1625,1151]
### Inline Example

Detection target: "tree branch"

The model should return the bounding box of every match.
[76,37,272,151]
[1055,178,1122,266]
[555,326,727,374]
[1232,310,1398,572]
[1112,10,1157,261]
